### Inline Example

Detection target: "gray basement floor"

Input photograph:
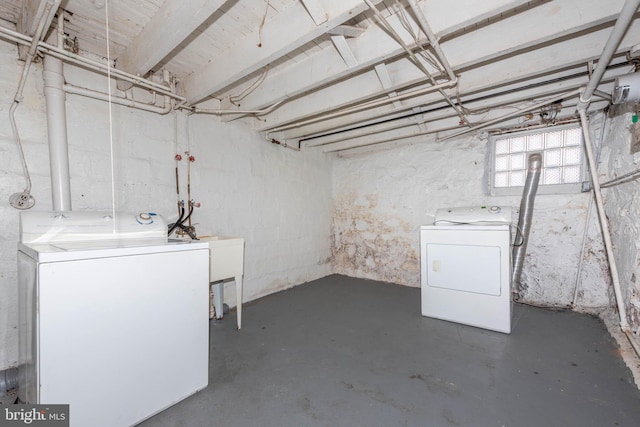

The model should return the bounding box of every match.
[140,275,640,427]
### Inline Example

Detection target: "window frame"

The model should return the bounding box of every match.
[488,124,587,196]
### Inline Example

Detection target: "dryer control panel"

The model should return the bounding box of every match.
[434,206,513,225]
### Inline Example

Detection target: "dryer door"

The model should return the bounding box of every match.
[426,243,502,296]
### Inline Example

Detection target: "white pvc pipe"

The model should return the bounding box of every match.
[0,26,184,102]
[579,109,629,329]
[44,55,72,211]
[64,83,172,114]
[192,100,284,116]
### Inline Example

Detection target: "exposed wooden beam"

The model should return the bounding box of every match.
[272,21,640,140]
[255,0,628,134]
[116,0,228,89]
[315,74,621,151]
[329,25,365,38]
[300,0,328,25]
[331,35,358,67]
[181,0,384,105]
[220,0,536,112]
[374,63,402,109]
[17,0,60,59]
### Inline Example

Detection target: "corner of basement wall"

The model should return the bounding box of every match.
[600,105,640,337]
[330,129,613,313]
[0,35,335,370]
[180,113,334,306]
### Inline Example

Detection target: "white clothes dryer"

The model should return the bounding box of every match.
[420,206,513,333]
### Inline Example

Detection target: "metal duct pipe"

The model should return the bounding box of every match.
[512,153,542,298]
[44,55,72,211]
[0,367,19,397]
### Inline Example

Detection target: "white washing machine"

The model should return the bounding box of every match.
[420,206,513,334]
[18,211,210,427]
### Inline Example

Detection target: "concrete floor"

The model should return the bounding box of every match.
[141,275,640,427]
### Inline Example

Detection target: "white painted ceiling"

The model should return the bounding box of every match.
[1,0,639,152]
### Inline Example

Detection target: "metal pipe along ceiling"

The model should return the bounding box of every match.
[363,0,469,126]
[265,1,463,138]
[578,0,640,107]
[0,26,183,102]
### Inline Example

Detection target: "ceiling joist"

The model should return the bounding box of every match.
[181,0,385,105]
[255,0,634,139]
[219,0,534,112]
[116,0,229,89]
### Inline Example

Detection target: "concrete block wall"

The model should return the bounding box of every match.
[0,40,333,370]
[184,113,333,304]
[1,43,48,371]
[331,129,611,311]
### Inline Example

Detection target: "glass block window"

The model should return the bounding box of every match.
[491,126,584,194]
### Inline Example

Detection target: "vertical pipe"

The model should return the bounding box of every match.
[43,54,72,211]
[579,109,629,329]
[574,0,639,330]
[511,153,542,298]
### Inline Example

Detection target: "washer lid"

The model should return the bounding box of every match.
[20,211,168,244]
[434,206,513,225]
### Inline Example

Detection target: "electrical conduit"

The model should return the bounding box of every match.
[7,1,61,209]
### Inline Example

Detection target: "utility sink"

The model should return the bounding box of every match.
[198,235,245,329]
[199,236,245,281]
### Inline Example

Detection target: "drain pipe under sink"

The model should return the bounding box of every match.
[512,153,542,300]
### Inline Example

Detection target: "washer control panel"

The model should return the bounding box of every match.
[434,206,513,225]
[20,211,167,243]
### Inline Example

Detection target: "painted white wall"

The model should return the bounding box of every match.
[331,125,612,311]
[599,107,640,334]
[2,35,637,372]
[0,40,333,370]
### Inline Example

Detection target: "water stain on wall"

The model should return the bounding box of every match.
[332,190,420,287]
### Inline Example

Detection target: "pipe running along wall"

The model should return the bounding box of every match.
[575,0,640,359]
[576,0,639,333]
[44,54,72,211]
[7,1,61,209]
[512,153,542,299]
